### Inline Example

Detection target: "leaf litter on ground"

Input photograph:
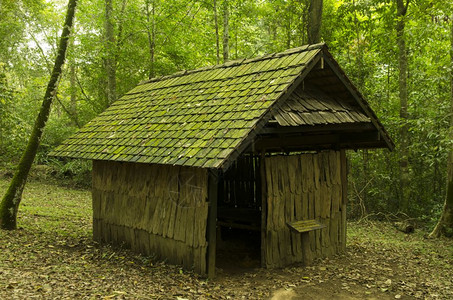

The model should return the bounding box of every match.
[0,178,452,299]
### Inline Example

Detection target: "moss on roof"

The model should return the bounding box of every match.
[52,44,326,168]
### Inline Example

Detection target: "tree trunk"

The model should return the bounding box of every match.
[104,0,117,106]
[145,0,156,79]
[70,64,77,125]
[222,0,229,62]
[0,0,78,230]
[69,33,79,128]
[396,0,410,213]
[307,0,323,44]
[429,15,453,238]
[214,0,220,64]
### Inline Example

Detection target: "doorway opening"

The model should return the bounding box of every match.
[216,154,262,271]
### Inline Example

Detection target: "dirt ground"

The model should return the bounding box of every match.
[0,178,452,299]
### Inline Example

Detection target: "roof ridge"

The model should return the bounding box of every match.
[138,43,326,86]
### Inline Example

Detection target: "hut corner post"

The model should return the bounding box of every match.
[260,151,267,268]
[340,149,347,252]
[207,169,219,279]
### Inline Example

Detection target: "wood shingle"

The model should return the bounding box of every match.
[51,43,393,169]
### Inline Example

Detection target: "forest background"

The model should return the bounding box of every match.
[0,0,451,231]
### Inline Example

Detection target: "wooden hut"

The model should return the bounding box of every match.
[52,43,393,277]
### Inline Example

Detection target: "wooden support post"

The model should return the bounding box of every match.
[340,149,348,205]
[207,169,219,279]
[340,149,348,251]
[260,151,267,267]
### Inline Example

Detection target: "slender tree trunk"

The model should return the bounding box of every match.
[301,1,308,45]
[430,15,453,238]
[222,0,229,62]
[307,0,323,44]
[0,0,78,230]
[69,63,79,127]
[396,0,410,213]
[214,0,220,64]
[145,0,156,79]
[104,0,117,106]
[69,35,78,127]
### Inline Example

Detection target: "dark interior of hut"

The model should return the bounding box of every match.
[216,154,262,271]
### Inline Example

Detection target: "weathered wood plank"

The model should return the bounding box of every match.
[340,203,347,252]
[287,219,326,233]
[265,157,274,231]
[207,170,219,279]
[260,152,268,268]
[340,149,348,205]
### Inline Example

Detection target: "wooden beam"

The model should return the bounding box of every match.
[340,149,348,205]
[260,151,267,267]
[217,221,260,231]
[261,123,375,135]
[254,131,384,150]
[340,149,347,251]
[207,169,219,279]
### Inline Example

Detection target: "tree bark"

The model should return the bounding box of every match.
[214,0,220,64]
[396,0,410,213]
[70,63,78,125]
[222,0,229,62]
[145,0,156,79]
[307,0,323,44]
[104,0,117,106]
[0,0,78,230]
[69,34,79,127]
[429,15,453,238]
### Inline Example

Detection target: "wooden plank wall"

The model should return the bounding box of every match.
[264,150,347,268]
[92,160,209,274]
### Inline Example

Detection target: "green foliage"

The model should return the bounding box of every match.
[0,65,29,159]
[0,0,452,224]
[45,158,92,188]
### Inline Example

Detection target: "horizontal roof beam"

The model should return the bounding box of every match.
[260,123,375,135]
[252,131,386,152]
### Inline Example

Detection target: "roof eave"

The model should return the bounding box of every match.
[321,49,395,151]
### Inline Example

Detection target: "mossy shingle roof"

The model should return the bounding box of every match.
[51,43,391,169]
[274,88,370,126]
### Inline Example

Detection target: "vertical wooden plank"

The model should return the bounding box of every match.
[273,230,280,267]
[200,246,207,276]
[340,149,348,253]
[331,184,341,214]
[312,153,320,190]
[199,204,209,247]
[308,191,315,219]
[308,230,315,252]
[207,169,219,279]
[314,228,322,257]
[322,152,331,186]
[320,182,330,218]
[166,198,176,239]
[314,185,321,218]
[301,154,309,193]
[301,232,312,265]
[341,203,347,252]
[260,152,267,268]
[340,149,348,205]
[272,158,280,230]
[302,191,309,220]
